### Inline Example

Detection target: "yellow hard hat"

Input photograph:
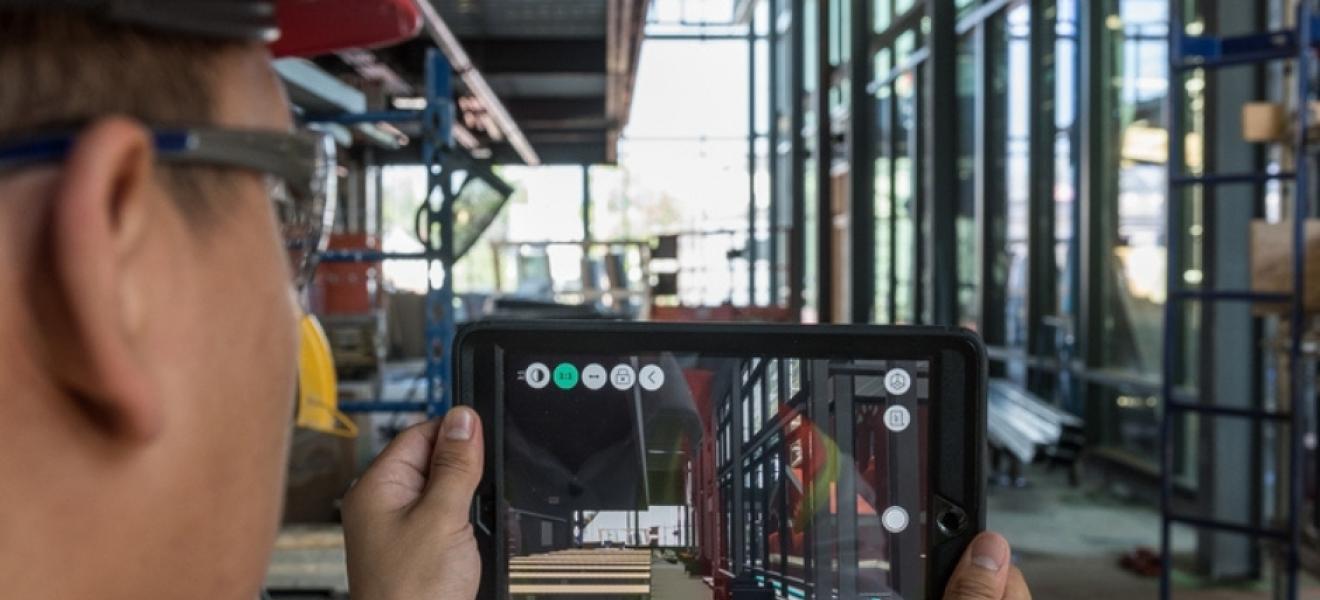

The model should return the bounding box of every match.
[296,314,359,438]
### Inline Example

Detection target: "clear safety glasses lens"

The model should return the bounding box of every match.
[273,132,336,291]
[0,127,338,290]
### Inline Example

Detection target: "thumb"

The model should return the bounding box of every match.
[944,532,1012,600]
[416,406,484,528]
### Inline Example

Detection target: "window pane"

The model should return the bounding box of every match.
[802,0,820,320]
[955,34,978,329]
[874,48,894,323]
[1054,0,1082,412]
[875,0,892,33]
[1103,0,1170,378]
[894,69,918,323]
[994,3,1031,385]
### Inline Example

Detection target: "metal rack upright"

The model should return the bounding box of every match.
[308,47,458,418]
[1163,2,1316,598]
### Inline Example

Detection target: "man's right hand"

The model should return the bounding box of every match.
[342,408,484,600]
[943,532,1032,600]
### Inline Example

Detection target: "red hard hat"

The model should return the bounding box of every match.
[9,0,422,57]
[271,0,422,58]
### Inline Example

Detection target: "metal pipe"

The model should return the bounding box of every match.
[411,0,541,165]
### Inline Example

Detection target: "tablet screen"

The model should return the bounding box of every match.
[500,351,931,600]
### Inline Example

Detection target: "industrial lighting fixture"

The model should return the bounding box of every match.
[392,97,428,110]
[412,0,542,166]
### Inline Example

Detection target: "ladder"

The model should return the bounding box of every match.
[1163,1,1316,598]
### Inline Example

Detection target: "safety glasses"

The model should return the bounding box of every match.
[0,127,337,290]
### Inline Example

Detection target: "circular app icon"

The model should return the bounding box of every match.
[610,364,637,390]
[882,506,910,534]
[524,363,550,389]
[883,405,911,433]
[582,364,608,390]
[639,365,666,392]
[553,363,579,390]
[884,368,913,396]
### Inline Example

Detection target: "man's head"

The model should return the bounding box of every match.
[0,8,300,599]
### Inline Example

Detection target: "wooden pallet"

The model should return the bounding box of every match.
[510,549,652,597]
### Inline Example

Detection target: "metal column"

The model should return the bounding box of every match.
[848,0,875,324]
[924,0,959,326]
[790,0,808,315]
[832,366,858,600]
[807,360,832,599]
[1026,0,1058,394]
[313,48,457,418]
[423,48,457,417]
[815,0,835,322]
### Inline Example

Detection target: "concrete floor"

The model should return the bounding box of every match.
[266,467,1320,599]
[991,466,1320,600]
[650,558,711,600]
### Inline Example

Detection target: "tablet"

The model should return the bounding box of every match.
[456,321,986,600]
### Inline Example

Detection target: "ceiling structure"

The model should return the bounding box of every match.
[324,0,648,166]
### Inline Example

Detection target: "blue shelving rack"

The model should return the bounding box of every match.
[1163,2,1315,598]
[306,48,457,419]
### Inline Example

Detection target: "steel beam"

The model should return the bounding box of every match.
[849,0,875,323]
[1077,0,1112,443]
[1026,0,1057,395]
[413,0,541,165]
[790,0,808,315]
[815,0,835,323]
[924,0,959,326]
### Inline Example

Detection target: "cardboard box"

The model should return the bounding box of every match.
[1242,102,1286,143]
[1250,219,1320,314]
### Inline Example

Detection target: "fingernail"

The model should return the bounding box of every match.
[970,533,1008,572]
[444,409,473,441]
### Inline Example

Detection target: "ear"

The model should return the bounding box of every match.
[34,117,165,442]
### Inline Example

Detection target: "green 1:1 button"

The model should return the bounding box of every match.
[553,363,579,390]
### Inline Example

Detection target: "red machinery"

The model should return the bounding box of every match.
[309,233,382,315]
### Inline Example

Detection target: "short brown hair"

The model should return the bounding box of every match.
[0,9,247,216]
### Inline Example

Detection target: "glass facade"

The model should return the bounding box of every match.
[762,0,1222,470]
[802,0,820,321]
[954,33,978,331]
[872,21,921,325]
[1053,0,1081,413]
[1103,0,1170,380]
[996,4,1031,386]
